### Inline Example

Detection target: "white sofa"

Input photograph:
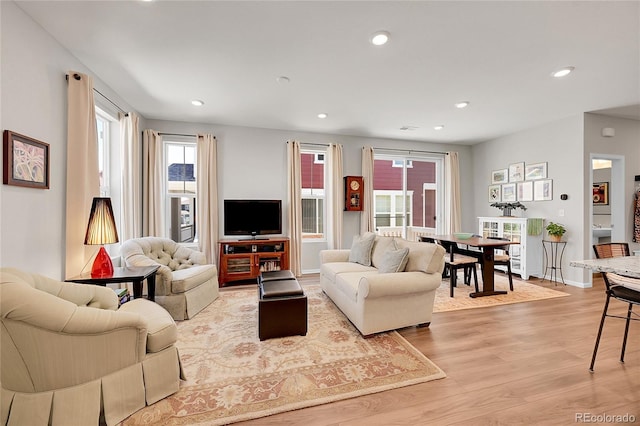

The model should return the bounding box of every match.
[319,234,446,336]
[120,237,218,320]
[0,268,184,426]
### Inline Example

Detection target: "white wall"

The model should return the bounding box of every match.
[0,2,135,279]
[146,119,474,272]
[472,115,587,286]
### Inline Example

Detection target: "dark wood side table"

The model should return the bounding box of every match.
[66,265,160,301]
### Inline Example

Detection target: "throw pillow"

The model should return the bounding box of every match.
[370,236,397,268]
[377,247,410,273]
[395,239,446,274]
[348,232,376,266]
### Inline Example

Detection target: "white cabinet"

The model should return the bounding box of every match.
[478,217,543,280]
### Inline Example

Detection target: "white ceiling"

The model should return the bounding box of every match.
[15,1,640,145]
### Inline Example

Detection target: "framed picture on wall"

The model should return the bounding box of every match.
[491,169,508,184]
[533,179,553,201]
[593,182,609,205]
[508,162,525,182]
[525,162,547,180]
[517,181,533,202]
[502,183,516,202]
[488,184,501,202]
[3,130,50,189]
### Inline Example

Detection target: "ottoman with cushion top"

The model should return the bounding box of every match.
[258,270,307,341]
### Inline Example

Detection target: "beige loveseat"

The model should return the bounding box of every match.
[320,234,446,336]
[120,237,218,320]
[0,268,184,426]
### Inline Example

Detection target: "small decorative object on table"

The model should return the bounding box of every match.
[490,201,527,217]
[545,222,566,242]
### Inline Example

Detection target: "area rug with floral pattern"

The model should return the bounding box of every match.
[433,274,569,312]
[122,285,445,425]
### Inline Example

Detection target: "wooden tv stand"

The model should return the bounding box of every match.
[218,238,289,286]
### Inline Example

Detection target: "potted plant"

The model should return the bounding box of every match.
[546,222,566,242]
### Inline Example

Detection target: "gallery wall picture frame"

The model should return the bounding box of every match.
[508,162,525,182]
[488,184,501,202]
[491,169,508,184]
[517,181,534,202]
[533,179,553,201]
[593,181,609,205]
[525,162,547,181]
[3,130,50,189]
[502,183,517,202]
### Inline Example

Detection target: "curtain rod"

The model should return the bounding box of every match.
[372,147,448,155]
[301,142,332,147]
[66,73,128,116]
[158,132,198,138]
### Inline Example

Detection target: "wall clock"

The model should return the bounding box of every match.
[344,176,364,211]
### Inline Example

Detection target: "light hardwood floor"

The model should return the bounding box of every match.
[237,274,639,425]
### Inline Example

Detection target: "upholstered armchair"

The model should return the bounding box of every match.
[0,267,184,426]
[120,237,219,320]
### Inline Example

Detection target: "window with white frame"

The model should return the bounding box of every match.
[164,139,197,243]
[373,154,443,238]
[301,149,326,239]
[95,106,122,256]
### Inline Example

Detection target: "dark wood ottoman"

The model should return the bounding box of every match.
[258,271,307,341]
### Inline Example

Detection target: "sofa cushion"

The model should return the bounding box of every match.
[377,247,410,273]
[348,232,376,266]
[320,262,377,282]
[371,236,396,268]
[119,299,177,353]
[170,265,216,294]
[395,239,445,274]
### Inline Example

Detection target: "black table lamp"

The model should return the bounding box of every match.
[84,197,119,278]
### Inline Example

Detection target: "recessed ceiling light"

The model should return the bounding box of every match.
[276,76,290,84]
[552,66,575,78]
[317,113,328,119]
[434,125,444,130]
[191,99,204,106]
[400,125,418,131]
[454,101,470,109]
[370,31,390,46]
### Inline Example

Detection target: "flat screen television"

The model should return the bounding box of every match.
[224,199,282,238]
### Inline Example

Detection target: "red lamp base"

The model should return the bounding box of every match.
[91,246,114,278]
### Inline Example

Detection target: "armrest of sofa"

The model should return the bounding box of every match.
[358,271,441,299]
[320,249,351,264]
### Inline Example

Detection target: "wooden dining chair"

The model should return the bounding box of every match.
[437,239,479,297]
[590,242,640,372]
[487,236,514,291]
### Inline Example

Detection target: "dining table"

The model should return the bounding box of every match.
[570,255,640,279]
[428,234,520,298]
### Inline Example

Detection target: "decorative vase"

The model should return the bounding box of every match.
[501,207,513,217]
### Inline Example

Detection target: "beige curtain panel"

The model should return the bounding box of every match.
[327,143,344,249]
[142,129,164,237]
[65,71,100,278]
[445,151,462,234]
[360,146,375,235]
[196,133,219,264]
[120,112,141,241]
[287,140,302,276]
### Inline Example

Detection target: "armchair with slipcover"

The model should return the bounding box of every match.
[120,237,218,320]
[0,267,184,426]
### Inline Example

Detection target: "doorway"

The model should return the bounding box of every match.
[590,153,625,254]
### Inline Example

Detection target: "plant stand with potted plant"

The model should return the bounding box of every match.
[542,222,567,285]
